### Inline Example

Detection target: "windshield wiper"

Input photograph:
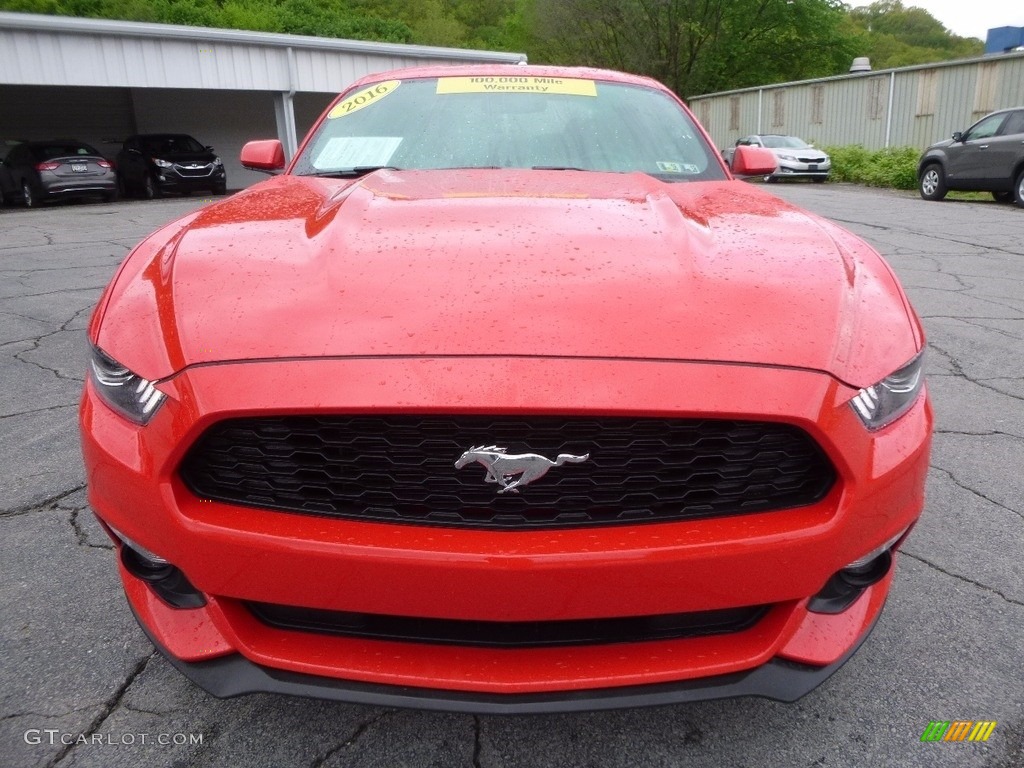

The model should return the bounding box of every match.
[304,166,399,178]
[531,165,588,171]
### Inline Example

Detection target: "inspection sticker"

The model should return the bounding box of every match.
[436,76,597,96]
[328,80,401,119]
[657,161,700,174]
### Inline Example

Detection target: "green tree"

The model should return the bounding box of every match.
[527,0,857,98]
[0,0,413,43]
[846,1,983,68]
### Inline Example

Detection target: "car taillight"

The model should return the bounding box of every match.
[35,162,60,171]
[97,159,112,169]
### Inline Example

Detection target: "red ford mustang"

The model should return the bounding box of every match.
[80,65,932,713]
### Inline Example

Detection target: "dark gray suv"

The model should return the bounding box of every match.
[918,107,1024,207]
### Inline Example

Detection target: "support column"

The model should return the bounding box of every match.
[273,45,299,160]
[273,91,298,161]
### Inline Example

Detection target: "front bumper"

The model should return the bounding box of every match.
[155,166,226,191]
[81,356,931,709]
[771,160,831,179]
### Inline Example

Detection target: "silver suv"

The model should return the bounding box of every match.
[918,107,1024,207]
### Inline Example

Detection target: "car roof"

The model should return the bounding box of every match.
[24,140,97,148]
[131,133,199,139]
[344,64,668,92]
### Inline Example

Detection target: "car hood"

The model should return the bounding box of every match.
[151,152,216,163]
[769,147,827,159]
[95,169,920,388]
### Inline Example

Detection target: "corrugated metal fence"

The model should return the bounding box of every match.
[689,52,1024,152]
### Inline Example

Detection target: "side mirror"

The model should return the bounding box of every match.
[240,140,285,173]
[951,131,963,142]
[205,146,214,152]
[128,148,141,155]
[730,146,778,177]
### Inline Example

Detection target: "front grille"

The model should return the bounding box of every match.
[180,416,836,529]
[246,602,770,648]
[173,163,213,177]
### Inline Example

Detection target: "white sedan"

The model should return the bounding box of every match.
[725,135,830,182]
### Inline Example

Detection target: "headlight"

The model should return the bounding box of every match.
[89,346,166,424]
[778,153,797,161]
[152,158,173,168]
[213,157,223,167]
[850,352,925,430]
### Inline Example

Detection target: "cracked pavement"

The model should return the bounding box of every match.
[1,188,1022,767]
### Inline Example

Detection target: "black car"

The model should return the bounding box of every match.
[0,139,25,208]
[116,134,227,198]
[1,140,118,207]
[918,106,1024,207]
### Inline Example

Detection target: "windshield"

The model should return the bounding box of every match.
[292,76,726,182]
[32,143,101,159]
[1,140,21,161]
[761,136,811,149]
[141,135,206,155]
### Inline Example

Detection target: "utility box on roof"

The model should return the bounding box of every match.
[985,26,1024,55]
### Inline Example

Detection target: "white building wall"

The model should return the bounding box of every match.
[691,51,1024,152]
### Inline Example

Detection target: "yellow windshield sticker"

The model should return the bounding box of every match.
[436,76,597,96]
[328,80,401,119]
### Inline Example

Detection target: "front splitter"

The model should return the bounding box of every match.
[132,604,879,715]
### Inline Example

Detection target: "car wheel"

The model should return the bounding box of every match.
[1014,169,1024,209]
[142,174,161,200]
[22,181,37,208]
[813,177,827,184]
[764,175,777,184]
[212,183,227,195]
[104,187,119,203]
[919,164,947,201]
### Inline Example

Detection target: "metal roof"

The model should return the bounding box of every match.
[689,48,1024,100]
[0,11,526,91]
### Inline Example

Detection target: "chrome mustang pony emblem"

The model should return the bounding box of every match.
[454,445,590,494]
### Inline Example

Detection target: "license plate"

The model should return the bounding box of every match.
[71,164,87,173]
[808,164,818,171]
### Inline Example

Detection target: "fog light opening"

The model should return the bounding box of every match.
[107,525,168,565]
[120,544,175,582]
[839,550,892,588]
[808,548,896,615]
[117,540,207,610]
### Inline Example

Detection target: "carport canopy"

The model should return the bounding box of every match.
[0,11,526,189]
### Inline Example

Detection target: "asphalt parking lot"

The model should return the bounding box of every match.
[1,185,1022,768]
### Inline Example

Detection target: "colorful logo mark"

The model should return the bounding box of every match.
[921,721,996,742]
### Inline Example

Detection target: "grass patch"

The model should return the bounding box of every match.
[821,145,920,190]
[945,191,992,201]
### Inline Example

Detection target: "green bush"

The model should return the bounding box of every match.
[822,144,920,189]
